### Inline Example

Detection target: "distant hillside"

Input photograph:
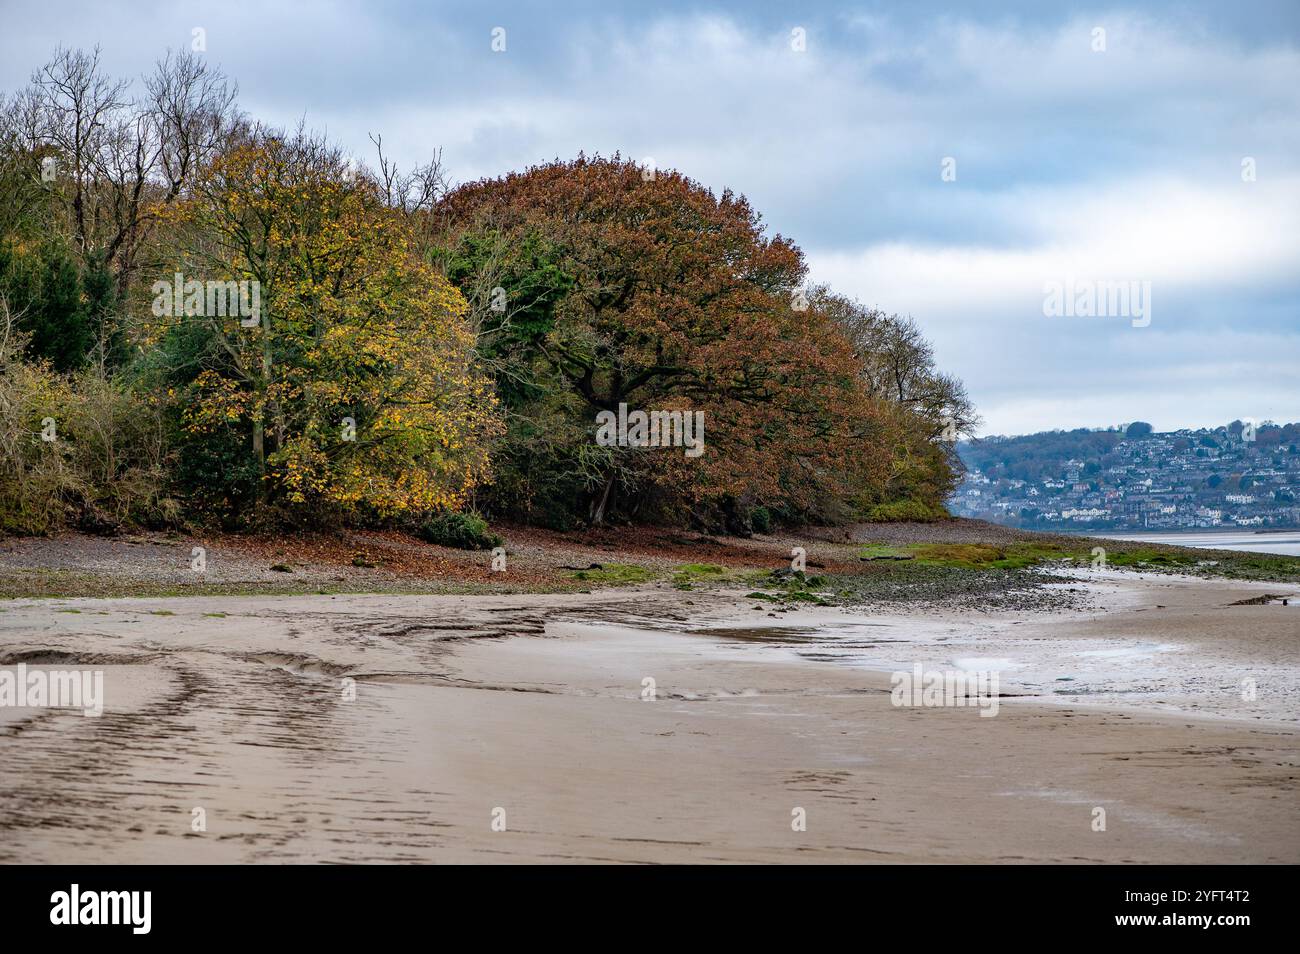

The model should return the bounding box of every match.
[953,421,1300,531]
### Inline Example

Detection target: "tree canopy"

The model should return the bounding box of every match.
[1,47,974,537]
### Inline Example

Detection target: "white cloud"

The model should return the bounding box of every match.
[809,175,1300,316]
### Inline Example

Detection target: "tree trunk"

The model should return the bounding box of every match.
[590,470,616,525]
[252,420,265,470]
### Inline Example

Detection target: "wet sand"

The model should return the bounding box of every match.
[0,575,1297,863]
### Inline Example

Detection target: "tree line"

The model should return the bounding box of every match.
[0,47,975,538]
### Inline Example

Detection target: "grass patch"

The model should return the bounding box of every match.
[568,563,655,585]
[850,538,1300,581]
[911,543,1005,568]
[671,562,729,589]
[858,544,915,561]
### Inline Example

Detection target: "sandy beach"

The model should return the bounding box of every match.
[1,570,1296,864]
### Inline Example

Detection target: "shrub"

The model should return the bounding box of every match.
[415,510,502,550]
[865,499,948,523]
[0,314,174,535]
[748,506,772,534]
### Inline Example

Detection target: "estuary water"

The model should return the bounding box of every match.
[1086,529,1300,557]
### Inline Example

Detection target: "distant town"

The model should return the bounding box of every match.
[951,421,1300,531]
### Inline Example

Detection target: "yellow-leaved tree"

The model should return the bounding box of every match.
[152,129,499,521]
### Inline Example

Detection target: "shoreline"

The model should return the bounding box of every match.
[1,571,1296,863]
[4,518,1300,604]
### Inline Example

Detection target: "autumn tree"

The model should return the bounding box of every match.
[151,128,498,522]
[433,156,896,528]
[808,287,978,512]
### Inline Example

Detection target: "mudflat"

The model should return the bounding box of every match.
[0,573,1296,863]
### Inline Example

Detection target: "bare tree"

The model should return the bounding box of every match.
[145,50,237,204]
[32,46,130,254]
[24,46,238,296]
[369,132,450,213]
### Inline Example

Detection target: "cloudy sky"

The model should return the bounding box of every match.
[3,0,1297,436]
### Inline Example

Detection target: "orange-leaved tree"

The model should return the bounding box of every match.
[434,155,894,528]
